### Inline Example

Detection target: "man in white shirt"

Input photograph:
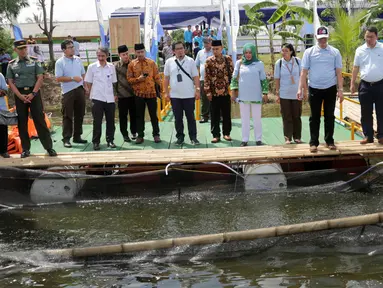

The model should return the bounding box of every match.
[84,47,117,151]
[195,37,213,123]
[351,26,383,145]
[73,37,80,57]
[164,41,200,145]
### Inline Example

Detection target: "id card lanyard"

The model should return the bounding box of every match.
[285,57,295,84]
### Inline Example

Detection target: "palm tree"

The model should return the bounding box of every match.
[245,5,304,74]
[360,0,383,32]
[329,7,366,73]
[246,0,313,43]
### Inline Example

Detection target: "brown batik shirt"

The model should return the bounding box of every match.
[204,55,234,98]
[127,58,162,98]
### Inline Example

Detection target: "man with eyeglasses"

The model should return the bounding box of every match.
[7,40,57,158]
[55,39,88,148]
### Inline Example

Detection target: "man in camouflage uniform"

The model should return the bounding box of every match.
[7,40,57,158]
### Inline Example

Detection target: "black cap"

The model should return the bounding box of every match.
[134,43,145,51]
[118,45,129,54]
[212,40,222,47]
[14,40,27,48]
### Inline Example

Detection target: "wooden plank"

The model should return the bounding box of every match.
[3,140,383,168]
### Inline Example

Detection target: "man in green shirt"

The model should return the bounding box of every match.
[7,40,57,158]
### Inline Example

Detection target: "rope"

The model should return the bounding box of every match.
[342,161,383,186]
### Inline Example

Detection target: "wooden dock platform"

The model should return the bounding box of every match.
[1,140,383,168]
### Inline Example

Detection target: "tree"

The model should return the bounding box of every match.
[328,8,366,73]
[246,0,312,43]
[359,0,383,32]
[245,4,304,74]
[25,13,43,24]
[0,29,14,53]
[35,0,56,65]
[0,0,28,22]
[171,29,185,42]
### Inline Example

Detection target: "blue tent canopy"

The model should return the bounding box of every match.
[111,5,328,30]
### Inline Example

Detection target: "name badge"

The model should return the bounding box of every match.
[26,63,35,67]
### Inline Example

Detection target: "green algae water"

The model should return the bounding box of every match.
[1,186,383,287]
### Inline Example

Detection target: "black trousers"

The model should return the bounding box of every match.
[358,79,383,140]
[200,81,210,120]
[211,95,232,138]
[280,98,302,141]
[185,42,192,54]
[1,63,8,78]
[118,97,137,137]
[171,97,197,141]
[91,99,115,144]
[308,85,337,146]
[135,97,159,138]
[62,86,86,141]
[0,124,7,154]
[15,90,52,151]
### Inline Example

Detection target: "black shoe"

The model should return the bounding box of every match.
[93,143,100,151]
[63,140,72,148]
[21,150,30,158]
[47,149,57,157]
[175,138,184,146]
[191,139,200,145]
[199,119,208,123]
[0,152,10,158]
[256,141,264,146]
[107,142,117,148]
[131,133,137,140]
[240,142,248,147]
[73,138,88,144]
[123,136,131,142]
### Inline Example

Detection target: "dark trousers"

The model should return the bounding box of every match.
[91,99,115,144]
[200,81,210,120]
[62,86,86,141]
[211,95,232,138]
[185,42,192,54]
[308,85,337,146]
[0,124,7,154]
[280,98,302,141]
[15,91,52,151]
[358,80,383,140]
[118,97,137,137]
[171,97,197,141]
[135,97,159,138]
[1,63,8,78]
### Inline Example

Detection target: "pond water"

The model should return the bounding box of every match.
[1,183,383,287]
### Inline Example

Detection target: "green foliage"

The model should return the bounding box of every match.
[0,0,28,22]
[360,0,383,33]
[328,8,366,72]
[0,28,14,53]
[171,29,185,43]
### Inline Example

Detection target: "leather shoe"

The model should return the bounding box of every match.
[47,149,57,157]
[240,142,248,147]
[63,140,72,148]
[123,136,131,142]
[223,135,232,141]
[379,138,383,145]
[107,142,117,148]
[0,152,10,158]
[131,133,137,140]
[154,136,161,143]
[136,137,144,144]
[93,143,100,150]
[73,138,88,144]
[360,138,373,144]
[21,150,30,158]
[211,137,220,143]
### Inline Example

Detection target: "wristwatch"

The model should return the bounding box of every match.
[32,92,38,97]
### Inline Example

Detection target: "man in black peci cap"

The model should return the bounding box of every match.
[114,44,137,142]
[7,40,57,158]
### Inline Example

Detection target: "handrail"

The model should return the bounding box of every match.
[338,96,362,140]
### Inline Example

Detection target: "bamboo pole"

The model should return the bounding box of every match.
[44,212,383,259]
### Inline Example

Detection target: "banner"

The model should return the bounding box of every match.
[149,0,163,61]
[313,0,321,43]
[10,17,23,41]
[144,0,154,56]
[95,0,106,47]
[217,0,224,40]
[230,0,239,64]
[223,0,232,56]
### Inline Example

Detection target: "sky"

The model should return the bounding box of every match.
[17,0,242,23]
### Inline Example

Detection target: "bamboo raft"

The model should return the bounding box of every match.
[0,140,383,169]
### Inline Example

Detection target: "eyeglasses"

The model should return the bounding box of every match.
[66,46,75,49]
[16,47,27,50]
